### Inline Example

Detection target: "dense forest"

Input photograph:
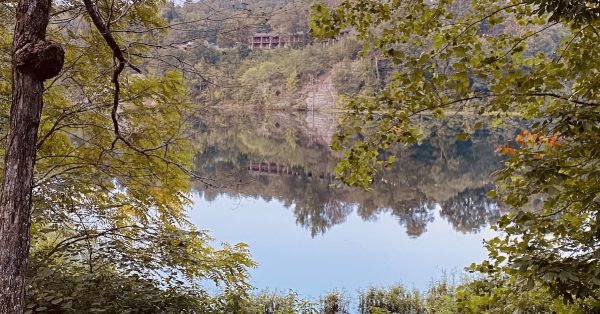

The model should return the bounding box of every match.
[0,0,599,313]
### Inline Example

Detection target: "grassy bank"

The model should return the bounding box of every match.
[205,275,598,313]
[229,280,600,314]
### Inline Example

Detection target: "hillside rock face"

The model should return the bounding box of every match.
[302,73,339,146]
[305,73,336,111]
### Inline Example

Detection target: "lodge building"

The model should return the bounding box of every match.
[250,29,350,49]
[251,32,306,49]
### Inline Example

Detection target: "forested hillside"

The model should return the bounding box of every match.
[158,0,379,108]
[159,0,569,110]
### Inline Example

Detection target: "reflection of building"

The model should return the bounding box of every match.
[251,32,306,49]
[247,161,335,181]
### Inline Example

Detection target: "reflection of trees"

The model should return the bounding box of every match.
[393,201,437,237]
[192,112,509,237]
[293,185,354,236]
[356,198,436,237]
[440,187,502,233]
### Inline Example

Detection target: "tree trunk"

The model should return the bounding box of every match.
[0,0,63,312]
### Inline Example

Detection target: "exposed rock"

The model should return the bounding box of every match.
[305,73,337,111]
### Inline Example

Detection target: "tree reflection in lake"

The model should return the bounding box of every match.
[192,111,510,237]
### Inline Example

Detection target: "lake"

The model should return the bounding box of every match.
[187,111,509,298]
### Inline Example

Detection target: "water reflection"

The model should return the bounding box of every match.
[192,111,509,237]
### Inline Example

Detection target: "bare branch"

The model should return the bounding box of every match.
[82,0,141,73]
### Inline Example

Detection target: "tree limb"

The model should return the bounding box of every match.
[80,0,231,189]
[82,0,140,73]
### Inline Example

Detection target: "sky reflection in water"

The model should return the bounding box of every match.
[189,194,496,297]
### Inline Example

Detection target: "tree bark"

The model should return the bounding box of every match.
[0,0,63,312]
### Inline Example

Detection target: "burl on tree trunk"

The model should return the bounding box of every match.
[0,0,63,312]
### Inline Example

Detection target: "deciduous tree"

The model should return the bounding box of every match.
[0,1,254,312]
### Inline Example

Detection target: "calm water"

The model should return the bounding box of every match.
[187,111,509,297]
